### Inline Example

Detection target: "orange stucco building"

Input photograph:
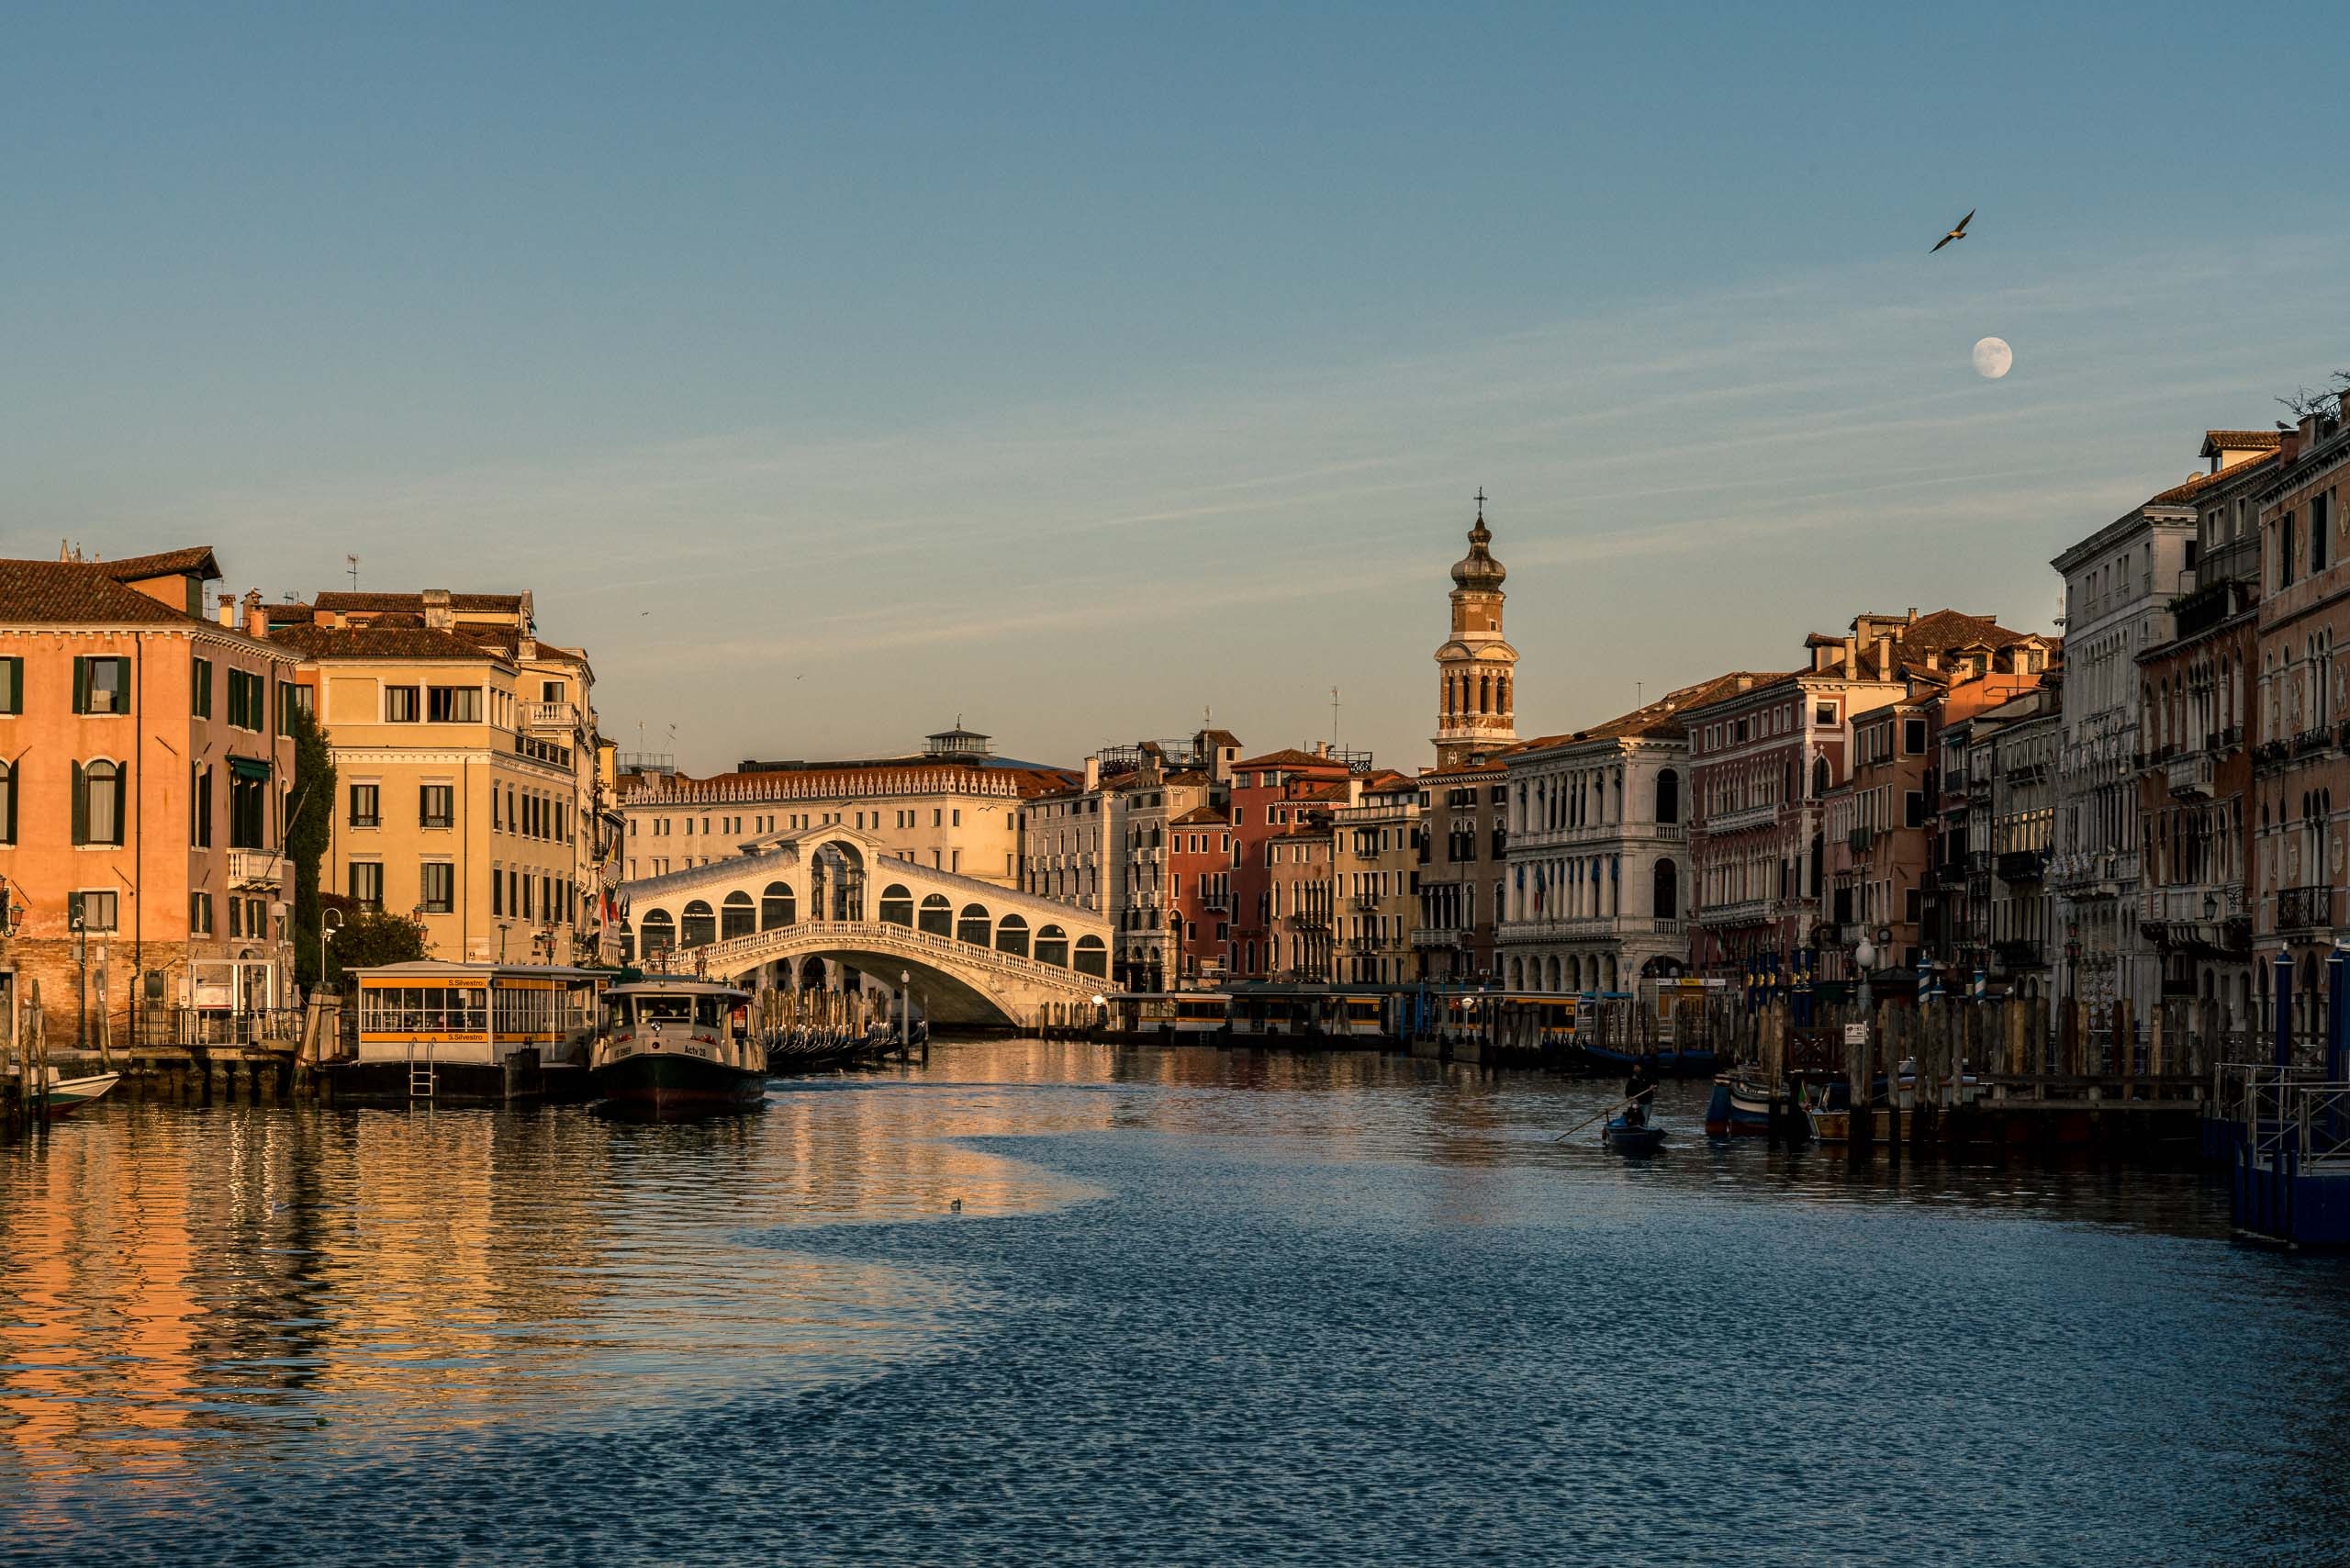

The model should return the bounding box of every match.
[0,547,299,1048]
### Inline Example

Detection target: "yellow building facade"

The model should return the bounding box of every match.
[273,591,609,965]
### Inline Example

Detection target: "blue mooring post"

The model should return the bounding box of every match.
[2274,950,2296,1070]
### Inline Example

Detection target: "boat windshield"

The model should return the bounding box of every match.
[627,994,722,1026]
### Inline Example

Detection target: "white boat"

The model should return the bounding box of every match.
[19,1069,122,1114]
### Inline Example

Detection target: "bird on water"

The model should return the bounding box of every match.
[1930,209,1975,252]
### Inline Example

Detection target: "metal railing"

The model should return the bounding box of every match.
[173,1008,305,1047]
[2277,885,2334,931]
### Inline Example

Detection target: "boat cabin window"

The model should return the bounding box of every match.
[623,994,724,1027]
[360,985,489,1035]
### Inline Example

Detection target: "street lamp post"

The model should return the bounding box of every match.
[71,909,87,1050]
[899,969,912,1049]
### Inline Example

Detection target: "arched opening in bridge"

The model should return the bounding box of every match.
[1035,924,1069,967]
[762,881,796,929]
[639,910,674,963]
[957,903,991,946]
[1074,934,1107,977]
[722,891,755,940]
[878,883,913,926]
[996,913,1028,958]
[680,900,716,949]
[811,840,867,922]
[918,894,952,936]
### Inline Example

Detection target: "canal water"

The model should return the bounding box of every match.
[4,1040,2347,1566]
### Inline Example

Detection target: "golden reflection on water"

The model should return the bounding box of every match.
[1,1037,2243,1506]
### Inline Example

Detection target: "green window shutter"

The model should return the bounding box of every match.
[111,657,130,712]
[113,766,127,843]
[72,657,90,714]
[0,657,18,714]
[72,762,86,844]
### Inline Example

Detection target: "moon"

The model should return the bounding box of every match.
[1973,337,2013,379]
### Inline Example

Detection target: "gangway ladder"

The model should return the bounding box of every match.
[408,1037,437,1101]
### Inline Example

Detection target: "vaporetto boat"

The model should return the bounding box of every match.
[590,978,767,1116]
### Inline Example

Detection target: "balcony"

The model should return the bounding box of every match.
[2295,727,2333,759]
[1706,802,1779,834]
[521,700,580,733]
[226,848,284,889]
[1695,897,1774,929]
[1410,926,1463,949]
[1995,849,2045,883]
[1846,825,1875,855]
[1992,938,2044,971]
[2277,885,2335,932]
[1349,892,1382,912]
[1501,915,1686,944]
[2165,753,2216,799]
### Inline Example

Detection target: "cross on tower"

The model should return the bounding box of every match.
[1473,487,1486,517]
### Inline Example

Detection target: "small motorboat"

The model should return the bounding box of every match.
[1602,1113,1666,1156]
[41,1070,121,1114]
[591,979,767,1117]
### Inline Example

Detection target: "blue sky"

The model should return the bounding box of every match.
[6,3,2348,770]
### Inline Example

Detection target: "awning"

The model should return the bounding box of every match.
[228,756,274,782]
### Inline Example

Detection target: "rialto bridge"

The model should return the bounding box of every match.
[618,824,1113,1028]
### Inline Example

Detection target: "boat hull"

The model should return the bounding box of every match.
[41,1072,120,1114]
[1704,1076,1774,1137]
[591,1050,766,1116]
[1604,1118,1667,1156]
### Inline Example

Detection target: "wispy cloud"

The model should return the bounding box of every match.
[115,228,2350,767]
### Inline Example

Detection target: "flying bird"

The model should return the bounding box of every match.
[1930,209,1975,253]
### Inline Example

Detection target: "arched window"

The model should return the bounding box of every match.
[721,890,756,940]
[1654,768,1680,825]
[878,884,914,926]
[1035,924,1069,967]
[639,909,677,956]
[1073,934,1108,977]
[680,900,716,948]
[1653,859,1679,920]
[918,893,952,935]
[1508,956,1524,989]
[75,759,126,846]
[996,913,1030,958]
[1812,756,1831,798]
[957,903,991,946]
[762,881,796,930]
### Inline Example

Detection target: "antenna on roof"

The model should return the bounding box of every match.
[346,554,361,592]
[1637,681,1644,707]
[1330,687,1341,747]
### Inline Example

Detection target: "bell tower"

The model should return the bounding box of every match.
[1433,490,1518,768]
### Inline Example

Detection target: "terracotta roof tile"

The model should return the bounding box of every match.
[103,545,222,581]
[270,624,508,662]
[314,590,526,613]
[1234,747,1354,770]
[0,558,211,625]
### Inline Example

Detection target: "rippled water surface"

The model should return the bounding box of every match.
[6,1040,2348,1565]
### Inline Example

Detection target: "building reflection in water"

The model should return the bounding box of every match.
[0,1036,2268,1514]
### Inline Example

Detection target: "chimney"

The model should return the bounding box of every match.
[1875,634,1893,679]
[318,607,342,631]
[1346,777,1364,808]
[421,588,454,632]
[1842,633,1857,673]
[217,593,237,630]
[1737,674,1754,692]
[1083,756,1101,790]
[242,589,267,640]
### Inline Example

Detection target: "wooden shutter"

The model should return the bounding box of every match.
[72,761,86,843]
[110,764,126,844]
[72,657,90,714]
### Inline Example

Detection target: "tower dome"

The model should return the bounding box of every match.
[1450,505,1506,588]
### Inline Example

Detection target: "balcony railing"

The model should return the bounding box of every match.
[1409,926,1463,948]
[1349,892,1382,911]
[2165,753,2216,799]
[1847,825,1875,855]
[1995,848,2045,882]
[1705,802,1779,834]
[1501,915,1685,943]
[2277,885,2335,932]
[1695,897,1773,928]
[521,700,580,733]
[226,848,285,889]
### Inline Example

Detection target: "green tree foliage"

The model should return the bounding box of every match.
[286,701,337,987]
[323,906,429,983]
